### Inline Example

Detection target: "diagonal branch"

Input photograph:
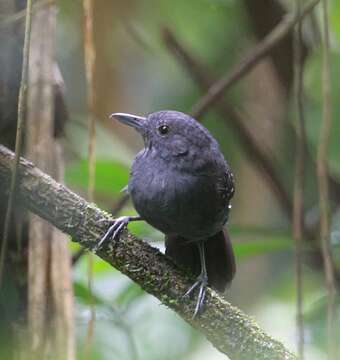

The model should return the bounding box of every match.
[0,144,296,360]
[190,0,320,118]
[162,28,293,219]
[162,27,340,239]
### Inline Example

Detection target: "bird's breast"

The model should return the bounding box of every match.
[128,155,229,239]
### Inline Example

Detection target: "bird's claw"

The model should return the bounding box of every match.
[93,216,130,253]
[183,273,208,319]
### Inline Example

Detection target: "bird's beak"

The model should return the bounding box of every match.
[110,112,147,132]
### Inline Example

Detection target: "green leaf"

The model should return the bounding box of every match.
[229,225,292,258]
[92,254,117,275]
[229,225,290,238]
[128,220,164,240]
[114,282,145,307]
[331,0,340,43]
[65,159,129,197]
[233,237,292,259]
[74,281,105,306]
[69,241,82,252]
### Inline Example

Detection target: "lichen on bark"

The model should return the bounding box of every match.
[0,144,297,360]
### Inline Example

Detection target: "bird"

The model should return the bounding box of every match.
[96,110,236,317]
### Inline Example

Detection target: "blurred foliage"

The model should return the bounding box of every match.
[1,0,340,359]
[66,159,129,198]
[304,51,340,176]
[55,0,340,359]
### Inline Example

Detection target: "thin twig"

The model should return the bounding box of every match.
[0,0,54,29]
[317,0,337,359]
[83,0,96,357]
[162,28,293,219]
[0,0,33,287]
[292,1,306,358]
[162,18,340,246]
[83,3,96,202]
[190,0,321,118]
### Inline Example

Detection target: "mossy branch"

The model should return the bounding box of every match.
[0,144,296,360]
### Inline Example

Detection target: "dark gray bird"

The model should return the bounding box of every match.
[97,110,236,317]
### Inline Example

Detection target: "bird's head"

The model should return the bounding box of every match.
[110,110,219,166]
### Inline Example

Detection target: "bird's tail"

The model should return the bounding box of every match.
[165,230,236,292]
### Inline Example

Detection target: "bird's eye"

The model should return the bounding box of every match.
[158,125,169,135]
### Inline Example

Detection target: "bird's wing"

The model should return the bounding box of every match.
[120,184,129,194]
[217,170,235,202]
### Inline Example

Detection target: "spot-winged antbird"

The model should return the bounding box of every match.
[96,110,236,317]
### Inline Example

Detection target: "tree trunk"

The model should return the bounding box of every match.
[26,5,75,359]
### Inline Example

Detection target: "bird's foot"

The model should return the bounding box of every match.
[183,273,208,319]
[93,216,131,253]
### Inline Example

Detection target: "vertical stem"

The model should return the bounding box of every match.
[292,1,305,358]
[0,0,33,287]
[83,0,96,357]
[84,0,96,202]
[317,0,337,359]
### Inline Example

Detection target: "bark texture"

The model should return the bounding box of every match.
[25,5,75,359]
[0,144,296,360]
